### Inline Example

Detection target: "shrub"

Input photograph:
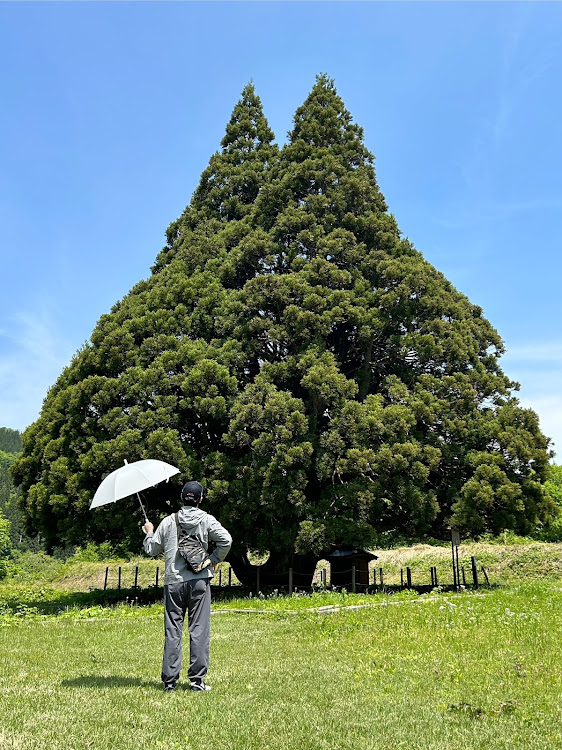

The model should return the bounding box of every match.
[0,509,11,580]
[536,515,562,543]
[72,541,124,562]
[8,550,64,582]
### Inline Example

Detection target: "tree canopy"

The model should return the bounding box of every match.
[0,509,10,579]
[11,76,555,584]
[545,465,562,508]
[0,428,22,453]
[1,443,39,552]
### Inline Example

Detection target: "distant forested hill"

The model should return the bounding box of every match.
[0,428,40,551]
[0,428,22,453]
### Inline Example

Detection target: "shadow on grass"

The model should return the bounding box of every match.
[61,675,163,690]
[1,587,166,615]
[1,585,251,615]
[2,582,494,618]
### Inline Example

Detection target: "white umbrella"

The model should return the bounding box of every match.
[90,459,180,522]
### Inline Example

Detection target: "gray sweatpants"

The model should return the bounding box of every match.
[162,579,211,686]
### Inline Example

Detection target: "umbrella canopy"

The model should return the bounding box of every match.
[90,459,180,520]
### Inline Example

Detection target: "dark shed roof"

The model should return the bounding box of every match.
[326,548,378,561]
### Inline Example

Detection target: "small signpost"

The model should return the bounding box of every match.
[451,528,461,589]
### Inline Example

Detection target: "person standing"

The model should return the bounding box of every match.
[142,480,232,692]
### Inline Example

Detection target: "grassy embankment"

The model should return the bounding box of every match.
[0,539,561,617]
[7,538,562,591]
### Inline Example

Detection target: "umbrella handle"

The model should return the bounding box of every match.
[136,492,149,523]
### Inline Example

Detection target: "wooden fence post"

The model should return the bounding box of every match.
[451,536,458,589]
[406,567,412,589]
[134,566,139,590]
[219,569,222,587]
[481,566,490,586]
[155,566,159,587]
[461,567,466,586]
[118,566,122,591]
[400,569,404,589]
[472,557,479,588]
[373,567,377,586]
[104,566,109,591]
[288,568,293,595]
[228,566,232,587]
[379,568,384,588]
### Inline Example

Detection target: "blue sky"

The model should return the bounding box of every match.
[1,2,561,458]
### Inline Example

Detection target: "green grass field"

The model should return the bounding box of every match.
[1,583,562,750]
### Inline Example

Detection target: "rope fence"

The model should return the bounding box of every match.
[98,556,490,596]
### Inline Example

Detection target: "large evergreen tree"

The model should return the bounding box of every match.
[12,76,555,585]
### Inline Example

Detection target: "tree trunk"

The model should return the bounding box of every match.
[228,545,318,590]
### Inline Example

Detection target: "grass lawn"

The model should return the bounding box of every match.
[1,584,562,749]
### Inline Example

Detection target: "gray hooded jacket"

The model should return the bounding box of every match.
[143,506,232,585]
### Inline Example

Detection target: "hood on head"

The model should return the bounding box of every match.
[177,506,206,530]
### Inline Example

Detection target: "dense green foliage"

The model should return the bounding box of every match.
[0,446,40,553]
[0,505,11,579]
[541,465,562,541]
[0,427,22,453]
[1,450,19,537]
[11,76,555,583]
[0,508,10,552]
[545,464,562,507]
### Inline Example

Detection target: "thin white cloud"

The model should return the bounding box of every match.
[440,6,557,231]
[503,342,562,363]
[0,307,74,431]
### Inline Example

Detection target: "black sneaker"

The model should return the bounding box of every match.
[164,683,177,692]
[190,681,211,692]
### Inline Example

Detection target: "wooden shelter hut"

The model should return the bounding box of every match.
[326,548,378,589]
